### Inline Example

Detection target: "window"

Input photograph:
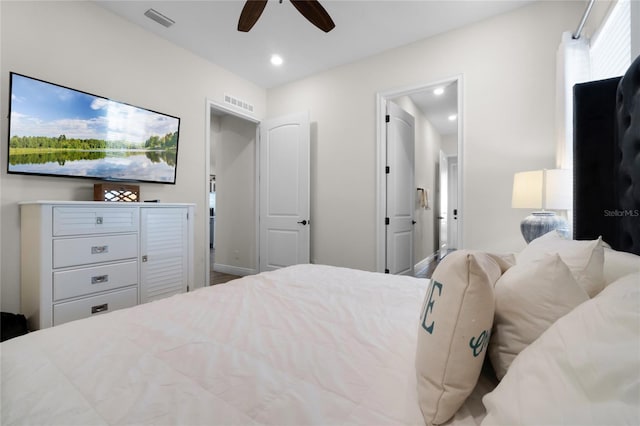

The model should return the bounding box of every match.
[589,0,631,80]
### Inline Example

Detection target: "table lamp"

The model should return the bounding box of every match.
[512,169,571,243]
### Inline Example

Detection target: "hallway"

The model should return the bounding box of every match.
[209,248,241,285]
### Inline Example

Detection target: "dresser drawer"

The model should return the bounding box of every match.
[53,261,138,301]
[53,234,138,268]
[53,207,138,236]
[53,287,137,326]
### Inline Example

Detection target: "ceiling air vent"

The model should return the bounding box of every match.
[144,8,175,28]
[224,94,254,113]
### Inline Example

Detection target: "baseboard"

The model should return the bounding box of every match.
[415,253,438,271]
[213,263,255,276]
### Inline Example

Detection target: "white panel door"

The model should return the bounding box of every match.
[140,207,189,303]
[259,112,310,272]
[438,151,449,254]
[386,102,415,275]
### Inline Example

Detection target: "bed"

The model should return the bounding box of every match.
[2,250,639,426]
[1,264,493,425]
[3,55,640,426]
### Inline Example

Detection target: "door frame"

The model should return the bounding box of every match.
[375,75,464,273]
[204,98,260,287]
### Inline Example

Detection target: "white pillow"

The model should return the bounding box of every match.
[489,254,589,380]
[482,272,640,426]
[603,247,640,284]
[415,250,501,426]
[487,253,516,274]
[517,230,605,297]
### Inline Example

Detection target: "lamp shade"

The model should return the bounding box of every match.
[512,170,544,209]
[544,169,572,210]
[512,169,571,210]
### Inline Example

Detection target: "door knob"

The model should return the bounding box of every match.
[297,220,308,225]
[412,220,417,225]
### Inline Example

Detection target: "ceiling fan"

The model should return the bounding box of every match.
[238,0,335,33]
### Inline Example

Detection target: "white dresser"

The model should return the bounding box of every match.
[20,201,195,330]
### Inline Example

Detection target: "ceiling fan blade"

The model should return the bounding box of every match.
[238,0,268,32]
[290,0,335,33]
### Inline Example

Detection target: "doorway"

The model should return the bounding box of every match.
[436,150,459,257]
[375,76,463,274]
[205,100,260,286]
[204,101,311,286]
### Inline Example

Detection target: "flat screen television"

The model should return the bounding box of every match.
[7,72,180,184]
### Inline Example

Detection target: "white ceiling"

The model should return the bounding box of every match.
[95,0,533,90]
[406,80,459,136]
[95,1,532,136]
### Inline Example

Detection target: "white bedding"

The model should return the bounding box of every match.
[0,264,496,425]
[482,272,640,425]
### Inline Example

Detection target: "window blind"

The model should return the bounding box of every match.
[589,0,631,80]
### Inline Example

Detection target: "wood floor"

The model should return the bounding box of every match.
[209,248,453,285]
[209,249,241,286]
[414,262,434,279]
[414,249,455,279]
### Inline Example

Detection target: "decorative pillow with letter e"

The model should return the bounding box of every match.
[415,250,502,425]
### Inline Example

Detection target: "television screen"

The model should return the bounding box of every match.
[7,72,180,184]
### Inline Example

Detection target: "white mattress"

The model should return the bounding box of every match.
[1,264,493,425]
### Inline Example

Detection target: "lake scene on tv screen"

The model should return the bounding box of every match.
[8,74,180,183]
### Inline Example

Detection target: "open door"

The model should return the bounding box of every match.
[386,102,415,275]
[259,112,310,272]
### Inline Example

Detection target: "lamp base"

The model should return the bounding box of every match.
[520,211,569,243]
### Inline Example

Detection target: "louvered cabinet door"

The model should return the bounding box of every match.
[140,207,189,303]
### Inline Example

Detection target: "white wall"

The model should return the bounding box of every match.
[0,1,266,312]
[267,1,584,270]
[441,134,458,157]
[214,115,257,273]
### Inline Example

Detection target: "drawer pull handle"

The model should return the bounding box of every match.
[91,303,108,314]
[91,275,109,284]
[91,245,109,254]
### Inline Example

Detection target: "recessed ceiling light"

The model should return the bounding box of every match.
[270,54,284,66]
[433,87,445,96]
[448,114,457,121]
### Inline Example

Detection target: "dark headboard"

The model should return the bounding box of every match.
[574,55,640,255]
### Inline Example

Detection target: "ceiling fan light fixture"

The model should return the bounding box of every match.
[270,54,284,66]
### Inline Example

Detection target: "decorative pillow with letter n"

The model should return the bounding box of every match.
[415,250,503,425]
